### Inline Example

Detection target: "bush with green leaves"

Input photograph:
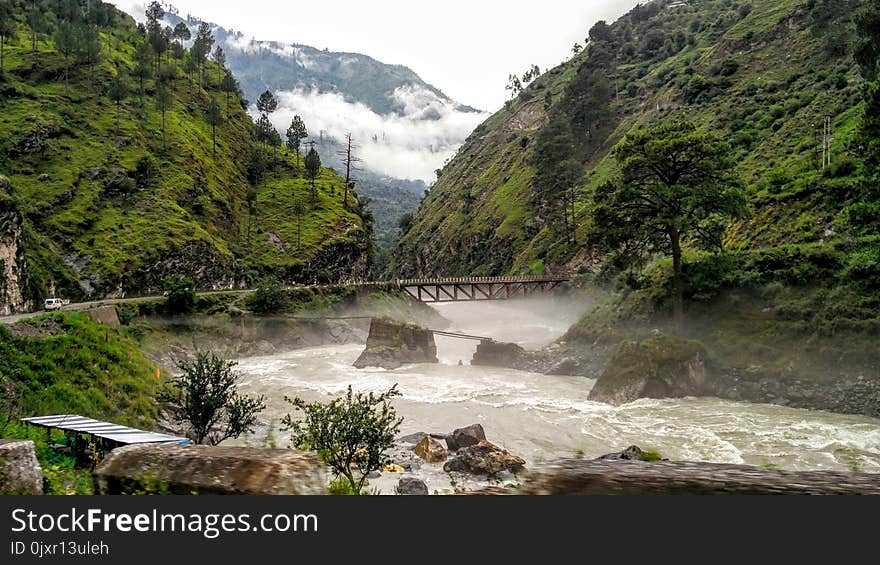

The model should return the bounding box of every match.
[246,277,289,314]
[282,385,402,495]
[160,351,266,445]
[163,275,196,314]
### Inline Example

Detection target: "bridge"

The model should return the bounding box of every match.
[394,276,569,303]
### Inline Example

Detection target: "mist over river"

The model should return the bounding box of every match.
[234,298,880,491]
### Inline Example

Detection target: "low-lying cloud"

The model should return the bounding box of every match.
[267,86,487,182]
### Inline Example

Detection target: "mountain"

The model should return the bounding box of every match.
[157,6,484,249]
[0,1,370,314]
[389,0,873,278]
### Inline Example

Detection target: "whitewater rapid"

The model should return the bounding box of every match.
[234,299,880,490]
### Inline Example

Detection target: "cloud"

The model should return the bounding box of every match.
[266,86,487,182]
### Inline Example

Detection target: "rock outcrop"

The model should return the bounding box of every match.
[415,436,447,463]
[93,444,328,495]
[588,333,708,405]
[471,340,527,367]
[0,187,30,316]
[353,318,438,369]
[519,459,880,495]
[443,440,526,476]
[445,423,486,451]
[85,305,121,328]
[0,439,43,495]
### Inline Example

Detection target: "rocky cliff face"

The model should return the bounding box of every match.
[0,185,29,315]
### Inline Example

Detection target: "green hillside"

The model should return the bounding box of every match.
[0,1,369,313]
[390,0,875,281]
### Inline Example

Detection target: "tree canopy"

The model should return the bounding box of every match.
[591,121,747,325]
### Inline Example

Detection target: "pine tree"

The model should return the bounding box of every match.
[108,71,129,138]
[207,98,222,157]
[54,20,77,93]
[286,115,308,169]
[156,82,173,150]
[212,45,225,85]
[221,70,238,114]
[304,147,321,204]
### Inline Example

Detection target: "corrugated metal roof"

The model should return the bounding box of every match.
[21,414,189,445]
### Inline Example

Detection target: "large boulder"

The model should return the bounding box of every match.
[353,318,438,369]
[93,444,328,495]
[414,436,447,463]
[446,423,486,451]
[0,439,43,495]
[471,340,526,367]
[588,333,709,405]
[443,440,526,476]
[397,477,429,495]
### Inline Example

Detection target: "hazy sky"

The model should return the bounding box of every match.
[112,0,640,111]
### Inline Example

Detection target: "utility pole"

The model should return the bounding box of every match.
[336,133,362,210]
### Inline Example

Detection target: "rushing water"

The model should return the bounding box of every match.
[235,298,880,491]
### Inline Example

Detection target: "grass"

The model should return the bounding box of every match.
[0,311,162,428]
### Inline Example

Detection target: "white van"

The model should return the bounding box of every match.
[44,298,69,311]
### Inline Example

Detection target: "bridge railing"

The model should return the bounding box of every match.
[394,275,570,285]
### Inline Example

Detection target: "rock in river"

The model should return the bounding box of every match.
[443,440,526,476]
[353,318,438,370]
[588,332,708,405]
[415,436,447,463]
[446,423,486,451]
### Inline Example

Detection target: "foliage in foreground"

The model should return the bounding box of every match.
[160,351,266,445]
[282,385,402,495]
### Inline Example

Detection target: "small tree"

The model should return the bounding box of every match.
[207,98,221,157]
[286,115,308,168]
[304,147,321,203]
[590,121,747,327]
[221,70,237,114]
[282,385,402,494]
[155,82,173,149]
[163,274,195,314]
[133,40,152,100]
[161,351,266,446]
[108,71,129,137]
[54,21,77,93]
[0,1,17,74]
[211,45,225,85]
[292,198,306,249]
[246,277,288,314]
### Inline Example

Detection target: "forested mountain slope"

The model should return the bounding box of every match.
[0,1,369,314]
[389,0,872,279]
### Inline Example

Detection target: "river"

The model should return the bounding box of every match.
[235,298,880,492]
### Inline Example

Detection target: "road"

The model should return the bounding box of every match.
[0,289,255,325]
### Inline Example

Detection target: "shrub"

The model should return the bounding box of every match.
[282,385,402,495]
[160,351,266,445]
[246,278,289,314]
[163,275,196,314]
